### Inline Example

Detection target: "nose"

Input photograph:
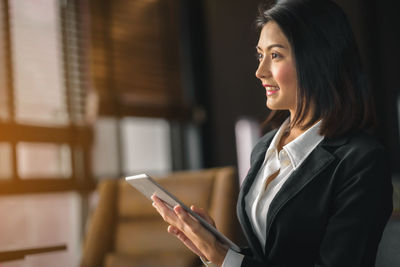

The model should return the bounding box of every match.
[255,58,271,80]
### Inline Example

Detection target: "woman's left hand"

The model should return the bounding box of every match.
[151,194,228,266]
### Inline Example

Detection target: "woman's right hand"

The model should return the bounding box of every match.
[151,195,228,266]
[167,205,216,258]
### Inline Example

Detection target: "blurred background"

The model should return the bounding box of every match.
[0,0,399,266]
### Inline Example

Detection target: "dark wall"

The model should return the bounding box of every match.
[200,0,267,167]
[194,0,400,172]
[335,0,400,173]
[370,0,400,174]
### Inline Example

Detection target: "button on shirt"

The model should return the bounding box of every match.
[220,119,324,267]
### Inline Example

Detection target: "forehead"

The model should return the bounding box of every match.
[257,21,290,49]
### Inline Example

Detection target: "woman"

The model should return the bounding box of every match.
[152,0,393,266]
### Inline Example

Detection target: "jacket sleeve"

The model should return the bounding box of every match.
[240,248,275,267]
[314,147,393,267]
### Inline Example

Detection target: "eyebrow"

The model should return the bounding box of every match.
[256,44,286,51]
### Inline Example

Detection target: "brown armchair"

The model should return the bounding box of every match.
[80,167,240,267]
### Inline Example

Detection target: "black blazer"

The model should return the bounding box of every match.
[237,130,393,267]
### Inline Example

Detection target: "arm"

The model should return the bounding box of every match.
[315,148,393,267]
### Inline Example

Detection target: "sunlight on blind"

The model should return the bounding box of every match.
[62,0,88,125]
[17,142,71,179]
[9,0,68,126]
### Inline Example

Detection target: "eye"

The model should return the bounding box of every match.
[255,52,263,61]
[271,52,280,59]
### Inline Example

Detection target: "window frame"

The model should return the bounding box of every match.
[0,0,94,195]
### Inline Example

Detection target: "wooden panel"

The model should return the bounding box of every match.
[0,123,93,144]
[0,178,96,194]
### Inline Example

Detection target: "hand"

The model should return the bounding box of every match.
[151,194,228,266]
[168,205,217,259]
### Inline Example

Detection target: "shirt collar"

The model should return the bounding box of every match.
[266,118,324,169]
[284,120,324,169]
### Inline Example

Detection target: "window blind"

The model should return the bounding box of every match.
[89,0,189,119]
[0,0,94,193]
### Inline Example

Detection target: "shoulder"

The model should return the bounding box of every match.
[322,131,391,189]
[323,130,387,159]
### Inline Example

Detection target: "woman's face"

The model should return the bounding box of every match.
[255,21,298,114]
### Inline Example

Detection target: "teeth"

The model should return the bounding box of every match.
[266,86,279,91]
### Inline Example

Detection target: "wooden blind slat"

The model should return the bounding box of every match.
[89,0,188,118]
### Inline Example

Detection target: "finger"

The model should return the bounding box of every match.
[177,233,207,258]
[151,194,165,206]
[174,205,204,235]
[190,206,216,226]
[175,206,222,248]
[152,194,172,213]
[152,201,167,220]
[168,225,206,257]
[152,201,163,215]
[152,195,177,216]
[174,205,192,224]
[174,229,207,258]
[152,196,180,225]
[167,225,179,235]
[172,208,227,263]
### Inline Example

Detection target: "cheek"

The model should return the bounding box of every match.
[272,64,297,89]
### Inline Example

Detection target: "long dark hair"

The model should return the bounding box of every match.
[257,0,376,138]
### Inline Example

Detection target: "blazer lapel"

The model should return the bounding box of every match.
[237,130,276,259]
[264,142,338,250]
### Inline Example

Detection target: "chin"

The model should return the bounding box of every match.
[266,100,287,111]
[266,102,278,110]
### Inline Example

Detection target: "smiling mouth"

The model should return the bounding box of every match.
[264,85,280,96]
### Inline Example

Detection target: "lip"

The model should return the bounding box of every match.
[266,90,278,96]
[263,84,280,96]
[264,86,280,90]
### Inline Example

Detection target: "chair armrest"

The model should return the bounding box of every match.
[81,179,118,267]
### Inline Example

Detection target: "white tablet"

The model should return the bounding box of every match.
[125,173,241,253]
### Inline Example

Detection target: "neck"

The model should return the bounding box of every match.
[278,126,304,151]
[288,108,316,133]
[279,113,318,150]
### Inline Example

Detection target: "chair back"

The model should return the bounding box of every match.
[80,167,239,267]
